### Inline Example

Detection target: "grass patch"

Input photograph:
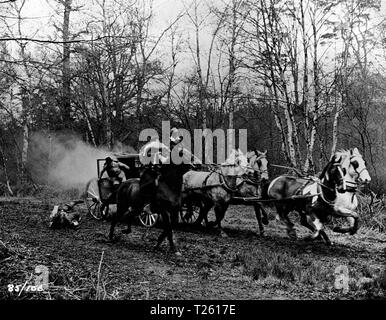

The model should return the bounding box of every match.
[0,241,120,300]
[235,247,330,286]
[235,245,385,299]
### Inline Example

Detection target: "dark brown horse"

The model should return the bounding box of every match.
[110,163,191,254]
[267,148,371,245]
[231,172,269,236]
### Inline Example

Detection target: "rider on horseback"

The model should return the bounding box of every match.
[140,127,184,165]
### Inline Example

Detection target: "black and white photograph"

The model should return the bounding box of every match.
[0,0,385,309]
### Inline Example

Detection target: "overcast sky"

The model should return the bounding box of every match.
[17,0,386,24]
[13,0,386,52]
[12,0,189,36]
[2,0,386,75]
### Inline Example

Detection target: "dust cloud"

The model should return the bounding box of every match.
[29,132,136,189]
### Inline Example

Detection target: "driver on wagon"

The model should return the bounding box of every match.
[99,156,130,186]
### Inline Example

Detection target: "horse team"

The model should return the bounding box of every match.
[109,145,371,254]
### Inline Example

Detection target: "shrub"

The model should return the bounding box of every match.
[357,194,386,233]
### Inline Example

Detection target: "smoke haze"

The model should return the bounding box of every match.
[29,132,136,190]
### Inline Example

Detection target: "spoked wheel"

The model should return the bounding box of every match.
[85,178,108,220]
[180,203,201,224]
[139,204,159,227]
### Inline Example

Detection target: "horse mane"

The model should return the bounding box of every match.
[335,148,361,159]
[320,149,356,181]
[319,160,332,179]
[333,148,361,169]
[319,149,347,179]
[335,149,350,157]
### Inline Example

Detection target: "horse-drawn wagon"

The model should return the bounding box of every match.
[84,153,159,227]
[84,144,370,249]
[84,152,202,227]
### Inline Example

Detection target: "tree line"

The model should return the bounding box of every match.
[1,0,386,194]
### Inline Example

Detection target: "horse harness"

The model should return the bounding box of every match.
[255,155,269,177]
[184,168,258,195]
[318,159,359,206]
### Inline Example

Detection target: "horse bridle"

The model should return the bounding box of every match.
[319,156,361,206]
[247,153,269,178]
[336,154,368,190]
[352,161,368,177]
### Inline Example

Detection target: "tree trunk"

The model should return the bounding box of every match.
[20,91,31,185]
[21,117,29,183]
[331,102,340,156]
[83,107,97,147]
[62,0,73,127]
[227,0,237,152]
[0,142,14,196]
[304,10,320,174]
[100,71,112,148]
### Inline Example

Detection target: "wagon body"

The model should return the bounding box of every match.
[96,153,141,204]
[85,154,216,225]
[85,153,158,227]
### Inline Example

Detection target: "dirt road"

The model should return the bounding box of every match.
[0,197,385,300]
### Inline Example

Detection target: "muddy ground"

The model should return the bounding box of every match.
[0,197,385,300]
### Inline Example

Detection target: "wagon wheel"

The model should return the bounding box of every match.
[139,204,159,227]
[180,203,201,224]
[85,178,108,220]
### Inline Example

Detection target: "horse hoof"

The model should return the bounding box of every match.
[220,231,228,238]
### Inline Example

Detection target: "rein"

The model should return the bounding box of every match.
[269,161,359,194]
[318,159,361,207]
[184,168,252,193]
[238,175,260,187]
[217,171,243,193]
[270,164,303,176]
[184,152,267,194]
[232,193,321,203]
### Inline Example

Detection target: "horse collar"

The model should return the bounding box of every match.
[318,182,335,206]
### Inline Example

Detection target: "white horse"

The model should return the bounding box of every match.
[267,147,371,244]
[182,148,269,236]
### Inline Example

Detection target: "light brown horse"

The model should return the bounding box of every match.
[182,149,269,236]
[267,148,371,245]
